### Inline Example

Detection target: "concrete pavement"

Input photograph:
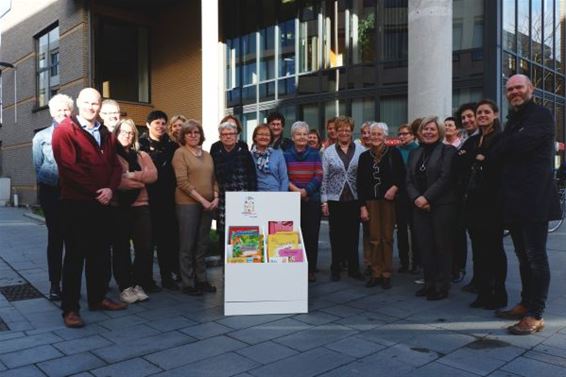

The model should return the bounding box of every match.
[0,206,565,377]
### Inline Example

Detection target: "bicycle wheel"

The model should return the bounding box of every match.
[548,191,565,233]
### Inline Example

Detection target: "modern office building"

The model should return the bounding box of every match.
[0,0,564,204]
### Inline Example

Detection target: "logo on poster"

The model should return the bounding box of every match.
[242,196,257,217]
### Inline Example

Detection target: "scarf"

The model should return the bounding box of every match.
[251,145,272,173]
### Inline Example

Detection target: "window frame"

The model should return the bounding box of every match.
[34,22,60,110]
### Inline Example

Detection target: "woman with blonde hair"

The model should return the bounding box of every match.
[168,114,188,143]
[111,119,157,304]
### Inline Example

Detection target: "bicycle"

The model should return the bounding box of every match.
[548,180,566,233]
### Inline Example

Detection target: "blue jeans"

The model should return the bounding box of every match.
[509,222,550,319]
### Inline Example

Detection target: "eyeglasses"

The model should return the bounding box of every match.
[221,132,237,137]
[398,132,411,136]
[186,131,201,136]
[101,111,120,116]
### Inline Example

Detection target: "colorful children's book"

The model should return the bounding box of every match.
[267,231,300,260]
[228,226,260,244]
[268,221,294,234]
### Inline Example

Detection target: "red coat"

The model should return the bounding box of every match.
[52,116,121,201]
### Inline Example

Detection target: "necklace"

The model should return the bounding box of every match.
[188,146,202,157]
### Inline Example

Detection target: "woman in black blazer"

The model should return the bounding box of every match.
[407,117,458,300]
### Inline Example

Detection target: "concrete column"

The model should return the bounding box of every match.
[408,0,452,121]
[201,0,223,150]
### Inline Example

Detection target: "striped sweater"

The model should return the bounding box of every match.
[284,146,323,201]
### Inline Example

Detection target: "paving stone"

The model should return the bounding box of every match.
[248,347,354,377]
[274,324,358,351]
[97,315,147,331]
[53,335,113,355]
[135,307,183,321]
[0,332,25,343]
[53,324,109,341]
[533,343,566,359]
[462,340,525,362]
[97,324,160,344]
[319,305,364,318]
[37,352,105,377]
[0,333,62,354]
[236,341,298,364]
[216,314,289,330]
[179,322,232,339]
[404,362,480,377]
[402,331,476,354]
[91,357,162,377]
[145,335,247,370]
[523,350,566,368]
[541,332,566,350]
[501,356,566,377]
[357,321,425,346]
[486,371,523,377]
[293,311,341,326]
[11,299,60,315]
[2,321,32,332]
[93,331,193,363]
[437,348,507,376]
[325,336,386,358]
[69,373,93,377]
[228,318,312,345]
[335,311,395,330]
[0,365,47,377]
[146,316,197,332]
[0,344,62,369]
[182,306,226,323]
[152,352,258,377]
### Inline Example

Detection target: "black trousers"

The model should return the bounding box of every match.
[509,222,550,319]
[413,204,456,292]
[110,206,153,291]
[149,201,179,281]
[301,198,322,274]
[38,183,65,285]
[453,200,471,277]
[468,221,507,297]
[328,201,360,275]
[395,191,419,268]
[61,200,111,314]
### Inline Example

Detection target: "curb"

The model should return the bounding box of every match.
[23,212,45,224]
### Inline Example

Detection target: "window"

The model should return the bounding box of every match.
[36,24,59,108]
[95,18,149,103]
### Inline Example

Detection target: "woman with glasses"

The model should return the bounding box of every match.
[456,99,507,309]
[111,119,157,304]
[357,123,405,289]
[211,121,257,253]
[172,120,219,296]
[321,116,365,281]
[407,117,458,300]
[250,124,289,192]
[285,121,323,282]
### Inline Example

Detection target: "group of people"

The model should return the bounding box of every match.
[32,74,560,335]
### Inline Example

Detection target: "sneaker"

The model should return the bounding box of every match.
[414,278,425,285]
[49,284,61,301]
[133,285,149,302]
[508,316,544,335]
[120,287,139,304]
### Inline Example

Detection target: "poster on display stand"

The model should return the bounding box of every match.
[224,191,308,316]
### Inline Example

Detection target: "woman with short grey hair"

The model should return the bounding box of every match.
[32,93,74,301]
[211,120,257,255]
[284,121,323,282]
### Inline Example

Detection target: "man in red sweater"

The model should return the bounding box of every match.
[52,87,127,328]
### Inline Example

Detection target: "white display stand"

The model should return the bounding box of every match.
[224,191,308,316]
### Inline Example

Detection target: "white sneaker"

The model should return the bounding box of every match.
[120,287,139,304]
[133,285,149,302]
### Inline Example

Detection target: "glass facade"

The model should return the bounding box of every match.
[502,0,565,160]
[221,0,563,154]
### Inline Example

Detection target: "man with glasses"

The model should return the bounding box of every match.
[52,88,127,328]
[139,110,180,291]
[496,74,561,335]
[100,99,121,132]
